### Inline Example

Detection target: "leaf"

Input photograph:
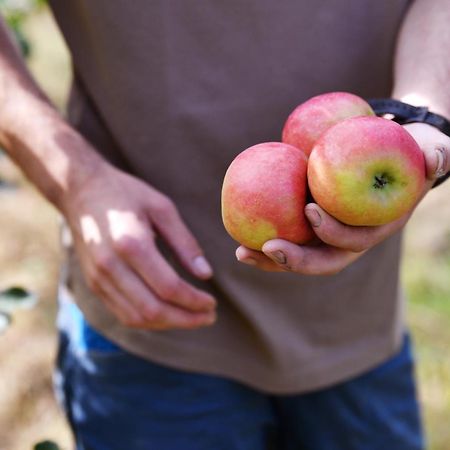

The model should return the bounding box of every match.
[0,311,11,335]
[0,286,38,313]
[12,26,31,57]
[34,441,61,450]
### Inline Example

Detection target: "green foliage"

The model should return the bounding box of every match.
[0,286,38,312]
[403,252,450,450]
[0,286,38,333]
[0,0,47,57]
[34,441,61,450]
[0,2,43,334]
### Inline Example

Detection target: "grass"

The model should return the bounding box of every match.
[403,184,450,450]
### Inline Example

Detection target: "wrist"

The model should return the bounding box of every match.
[0,96,107,211]
[47,125,109,214]
[391,90,450,121]
[368,97,450,136]
[368,97,450,188]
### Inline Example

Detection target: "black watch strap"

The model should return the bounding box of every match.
[368,98,450,135]
[367,98,450,188]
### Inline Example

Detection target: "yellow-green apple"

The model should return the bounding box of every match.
[221,142,314,250]
[308,116,426,226]
[282,92,375,156]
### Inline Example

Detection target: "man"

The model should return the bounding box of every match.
[1,0,450,448]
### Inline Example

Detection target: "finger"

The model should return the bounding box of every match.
[235,246,287,272]
[262,239,362,275]
[88,250,164,321]
[102,271,216,330]
[303,203,408,252]
[94,277,144,326]
[149,303,217,330]
[403,123,450,182]
[150,196,213,279]
[114,233,217,312]
[80,253,144,324]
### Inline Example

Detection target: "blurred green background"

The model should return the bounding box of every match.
[0,2,449,450]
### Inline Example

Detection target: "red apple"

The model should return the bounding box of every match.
[307,116,426,226]
[282,92,375,156]
[221,142,314,250]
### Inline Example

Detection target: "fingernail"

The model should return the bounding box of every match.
[205,296,217,310]
[435,146,448,178]
[193,256,213,277]
[305,207,322,227]
[205,312,217,326]
[268,250,287,265]
[238,257,257,266]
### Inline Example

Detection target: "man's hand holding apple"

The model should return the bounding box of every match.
[235,122,450,275]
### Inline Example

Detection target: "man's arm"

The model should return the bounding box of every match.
[0,17,217,328]
[0,18,102,209]
[237,0,450,274]
[392,0,450,118]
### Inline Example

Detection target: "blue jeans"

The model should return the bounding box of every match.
[54,303,425,450]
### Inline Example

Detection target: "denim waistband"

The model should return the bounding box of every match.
[57,285,121,353]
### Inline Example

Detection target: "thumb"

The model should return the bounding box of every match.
[403,122,450,182]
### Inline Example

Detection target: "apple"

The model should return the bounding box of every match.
[307,116,426,226]
[221,142,314,250]
[282,92,375,156]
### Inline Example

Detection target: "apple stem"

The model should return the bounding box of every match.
[373,174,388,189]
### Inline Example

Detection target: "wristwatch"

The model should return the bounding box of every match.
[368,98,450,188]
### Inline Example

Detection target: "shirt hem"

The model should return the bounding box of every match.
[105,327,405,395]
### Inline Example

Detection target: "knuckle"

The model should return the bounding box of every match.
[141,305,163,323]
[158,278,182,301]
[93,251,115,274]
[283,255,304,273]
[117,311,155,329]
[120,316,143,328]
[86,271,103,294]
[114,235,141,257]
[153,195,177,218]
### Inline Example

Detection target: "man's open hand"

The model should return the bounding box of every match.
[236,123,450,275]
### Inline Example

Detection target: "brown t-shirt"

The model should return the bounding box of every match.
[50,0,411,393]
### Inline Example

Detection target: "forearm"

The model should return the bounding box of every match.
[0,17,104,211]
[392,0,450,118]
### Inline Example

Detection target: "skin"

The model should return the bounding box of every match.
[0,18,216,330]
[237,0,450,275]
[0,0,448,326]
[237,124,450,274]
[282,92,375,156]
